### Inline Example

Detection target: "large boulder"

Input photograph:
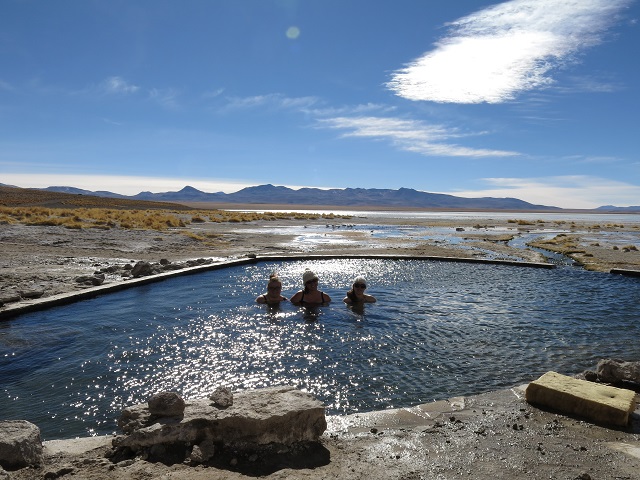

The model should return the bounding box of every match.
[526,371,636,427]
[148,392,186,417]
[0,420,43,470]
[114,386,326,455]
[596,359,640,385]
[75,273,105,286]
[209,386,233,408]
[131,261,154,278]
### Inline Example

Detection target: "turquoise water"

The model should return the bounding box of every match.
[1,258,639,440]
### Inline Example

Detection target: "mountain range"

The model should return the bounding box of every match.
[41,184,561,210]
[3,183,640,211]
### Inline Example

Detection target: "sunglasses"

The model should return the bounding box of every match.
[306,279,318,284]
[354,283,366,289]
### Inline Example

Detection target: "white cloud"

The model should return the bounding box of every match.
[318,116,520,157]
[101,76,139,95]
[222,93,319,111]
[451,175,640,208]
[308,102,396,117]
[203,88,225,99]
[149,88,181,109]
[387,0,631,103]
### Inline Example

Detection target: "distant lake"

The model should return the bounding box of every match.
[227,209,640,225]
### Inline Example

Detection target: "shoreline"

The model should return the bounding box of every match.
[7,381,640,480]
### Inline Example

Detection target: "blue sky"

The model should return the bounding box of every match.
[1,0,639,209]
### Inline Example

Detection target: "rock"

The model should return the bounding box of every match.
[131,261,153,277]
[596,359,640,385]
[148,392,186,417]
[0,293,21,302]
[209,386,233,408]
[118,407,151,435]
[161,263,185,271]
[114,386,326,456]
[0,420,43,470]
[188,439,215,464]
[43,465,75,479]
[526,371,636,427]
[186,258,211,267]
[74,274,105,286]
[18,288,45,299]
[159,258,171,265]
[0,294,21,305]
[100,265,121,273]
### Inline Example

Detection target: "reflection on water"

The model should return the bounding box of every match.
[235,213,640,258]
[1,259,639,440]
[228,209,640,225]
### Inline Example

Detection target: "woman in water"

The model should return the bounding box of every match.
[256,273,288,305]
[290,269,332,305]
[343,276,376,304]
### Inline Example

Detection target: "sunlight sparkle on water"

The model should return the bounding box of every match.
[1,258,639,439]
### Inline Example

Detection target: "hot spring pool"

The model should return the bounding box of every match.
[1,258,639,440]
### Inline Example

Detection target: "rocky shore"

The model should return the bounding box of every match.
[2,370,639,480]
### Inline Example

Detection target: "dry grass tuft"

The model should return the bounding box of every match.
[508,219,536,226]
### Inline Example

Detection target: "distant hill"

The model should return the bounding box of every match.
[40,183,560,210]
[594,205,640,213]
[2,183,633,211]
[41,185,130,199]
[0,185,193,210]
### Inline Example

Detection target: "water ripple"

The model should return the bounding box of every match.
[1,259,639,439]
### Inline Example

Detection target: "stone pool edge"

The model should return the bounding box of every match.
[0,253,554,321]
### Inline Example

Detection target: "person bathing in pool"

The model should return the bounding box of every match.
[256,273,288,305]
[343,276,376,304]
[290,269,332,306]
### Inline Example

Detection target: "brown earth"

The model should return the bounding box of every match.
[2,187,640,479]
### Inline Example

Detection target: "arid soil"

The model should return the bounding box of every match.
[6,385,640,480]
[2,191,640,479]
